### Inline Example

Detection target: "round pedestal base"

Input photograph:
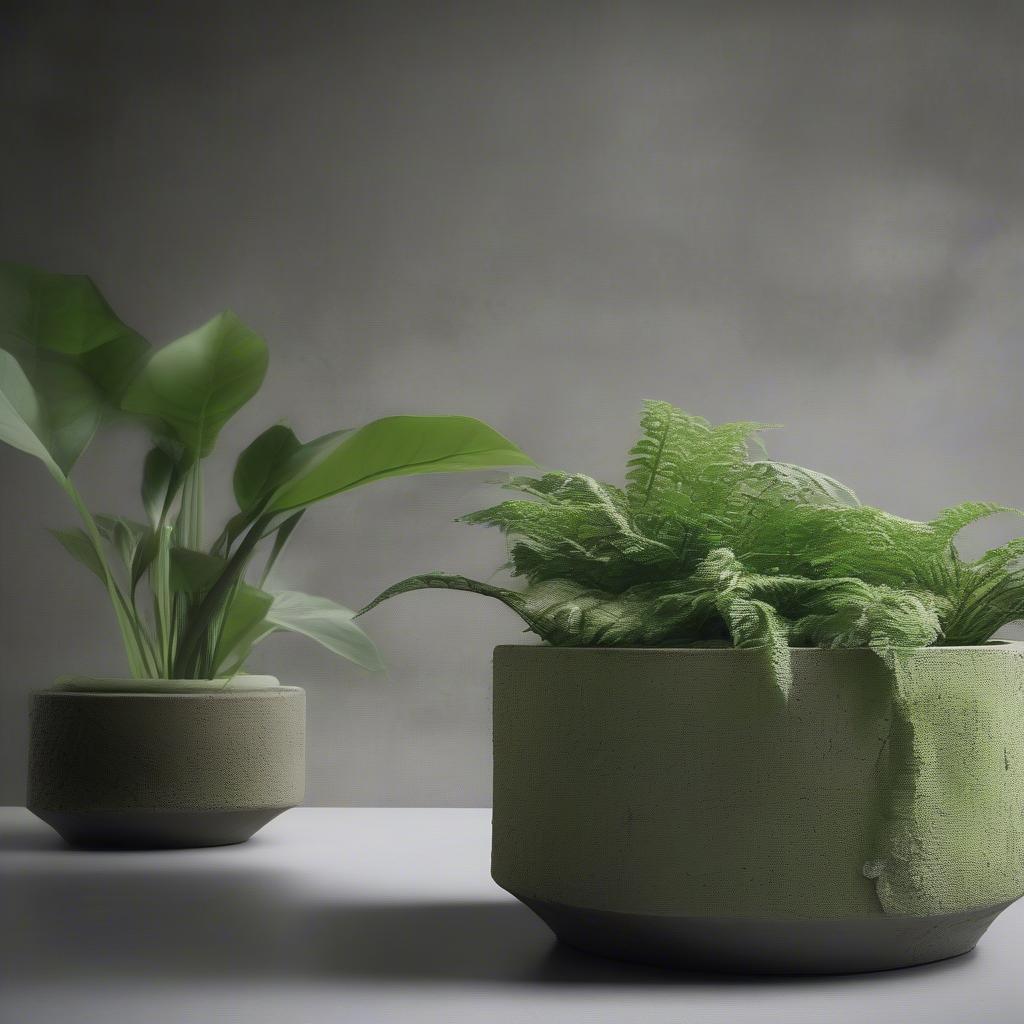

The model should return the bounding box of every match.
[520,895,1011,975]
[31,807,289,850]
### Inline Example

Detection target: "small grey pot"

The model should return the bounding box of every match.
[492,645,1024,975]
[27,676,305,849]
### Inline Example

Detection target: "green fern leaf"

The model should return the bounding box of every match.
[363,401,1024,698]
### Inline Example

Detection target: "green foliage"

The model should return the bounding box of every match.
[0,348,65,473]
[120,311,269,459]
[363,400,1024,696]
[0,263,148,474]
[0,262,148,402]
[233,423,302,512]
[0,261,533,683]
[266,415,535,513]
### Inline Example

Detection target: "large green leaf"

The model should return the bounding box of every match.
[264,590,384,670]
[0,262,148,401]
[0,348,70,475]
[0,264,150,471]
[0,349,55,465]
[233,423,301,512]
[121,311,269,458]
[31,361,103,471]
[267,415,534,512]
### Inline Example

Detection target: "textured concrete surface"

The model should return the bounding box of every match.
[28,687,306,810]
[492,646,1024,918]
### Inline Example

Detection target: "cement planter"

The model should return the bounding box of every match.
[27,678,305,849]
[492,644,1024,974]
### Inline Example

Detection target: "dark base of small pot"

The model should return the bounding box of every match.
[518,895,1012,975]
[28,807,291,849]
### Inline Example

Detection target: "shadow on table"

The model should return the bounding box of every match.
[306,900,979,987]
[0,816,69,852]
[0,855,979,988]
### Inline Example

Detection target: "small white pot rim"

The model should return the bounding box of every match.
[50,674,282,694]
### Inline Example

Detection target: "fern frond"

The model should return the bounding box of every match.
[463,472,678,589]
[790,583,945,652]
[742,460,860,508]
[722,596,793,698]
[941,533,1024,644]
[364,401,1024,699]
[927,502,1023,547]
[625,400,772,515]
[625,402,705,512]
[357,573,553,637]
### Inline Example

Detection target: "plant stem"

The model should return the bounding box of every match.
[259,510,304,587]
[152,523,173,676]
[178,459,204,550]
[59,474,156,677]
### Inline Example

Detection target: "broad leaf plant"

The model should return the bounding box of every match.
[0,262,533,682]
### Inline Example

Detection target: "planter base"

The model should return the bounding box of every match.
[519,895,1012,975]
[31,807,290,849]
[27,685,305,850]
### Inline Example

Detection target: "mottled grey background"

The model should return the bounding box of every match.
[2,0,1023,805]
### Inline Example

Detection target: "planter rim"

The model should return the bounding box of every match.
[47,674,286,695]
[495,640,1023,655]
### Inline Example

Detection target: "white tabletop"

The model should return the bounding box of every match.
[0,806,1021,1024]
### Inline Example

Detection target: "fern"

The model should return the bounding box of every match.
[362,401,1024,695]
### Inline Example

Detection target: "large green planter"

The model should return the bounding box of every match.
[27,677,305,849]
[492,644,1024,974]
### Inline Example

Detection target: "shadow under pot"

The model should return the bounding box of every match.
[27,677,305,849]
[490,644,1024,975]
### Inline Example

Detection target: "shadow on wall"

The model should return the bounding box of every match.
[0,828,979,989]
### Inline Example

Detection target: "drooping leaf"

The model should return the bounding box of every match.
[264,590,384,671]
[267,415,534,513]
[359,573,714,648]
[0,347,98,479]
[926,502,1023,547]
[722,596,792,697]
[121,311,269,458]
[0,349,59,471]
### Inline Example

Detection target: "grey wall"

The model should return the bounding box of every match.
[2,0,1023,805]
